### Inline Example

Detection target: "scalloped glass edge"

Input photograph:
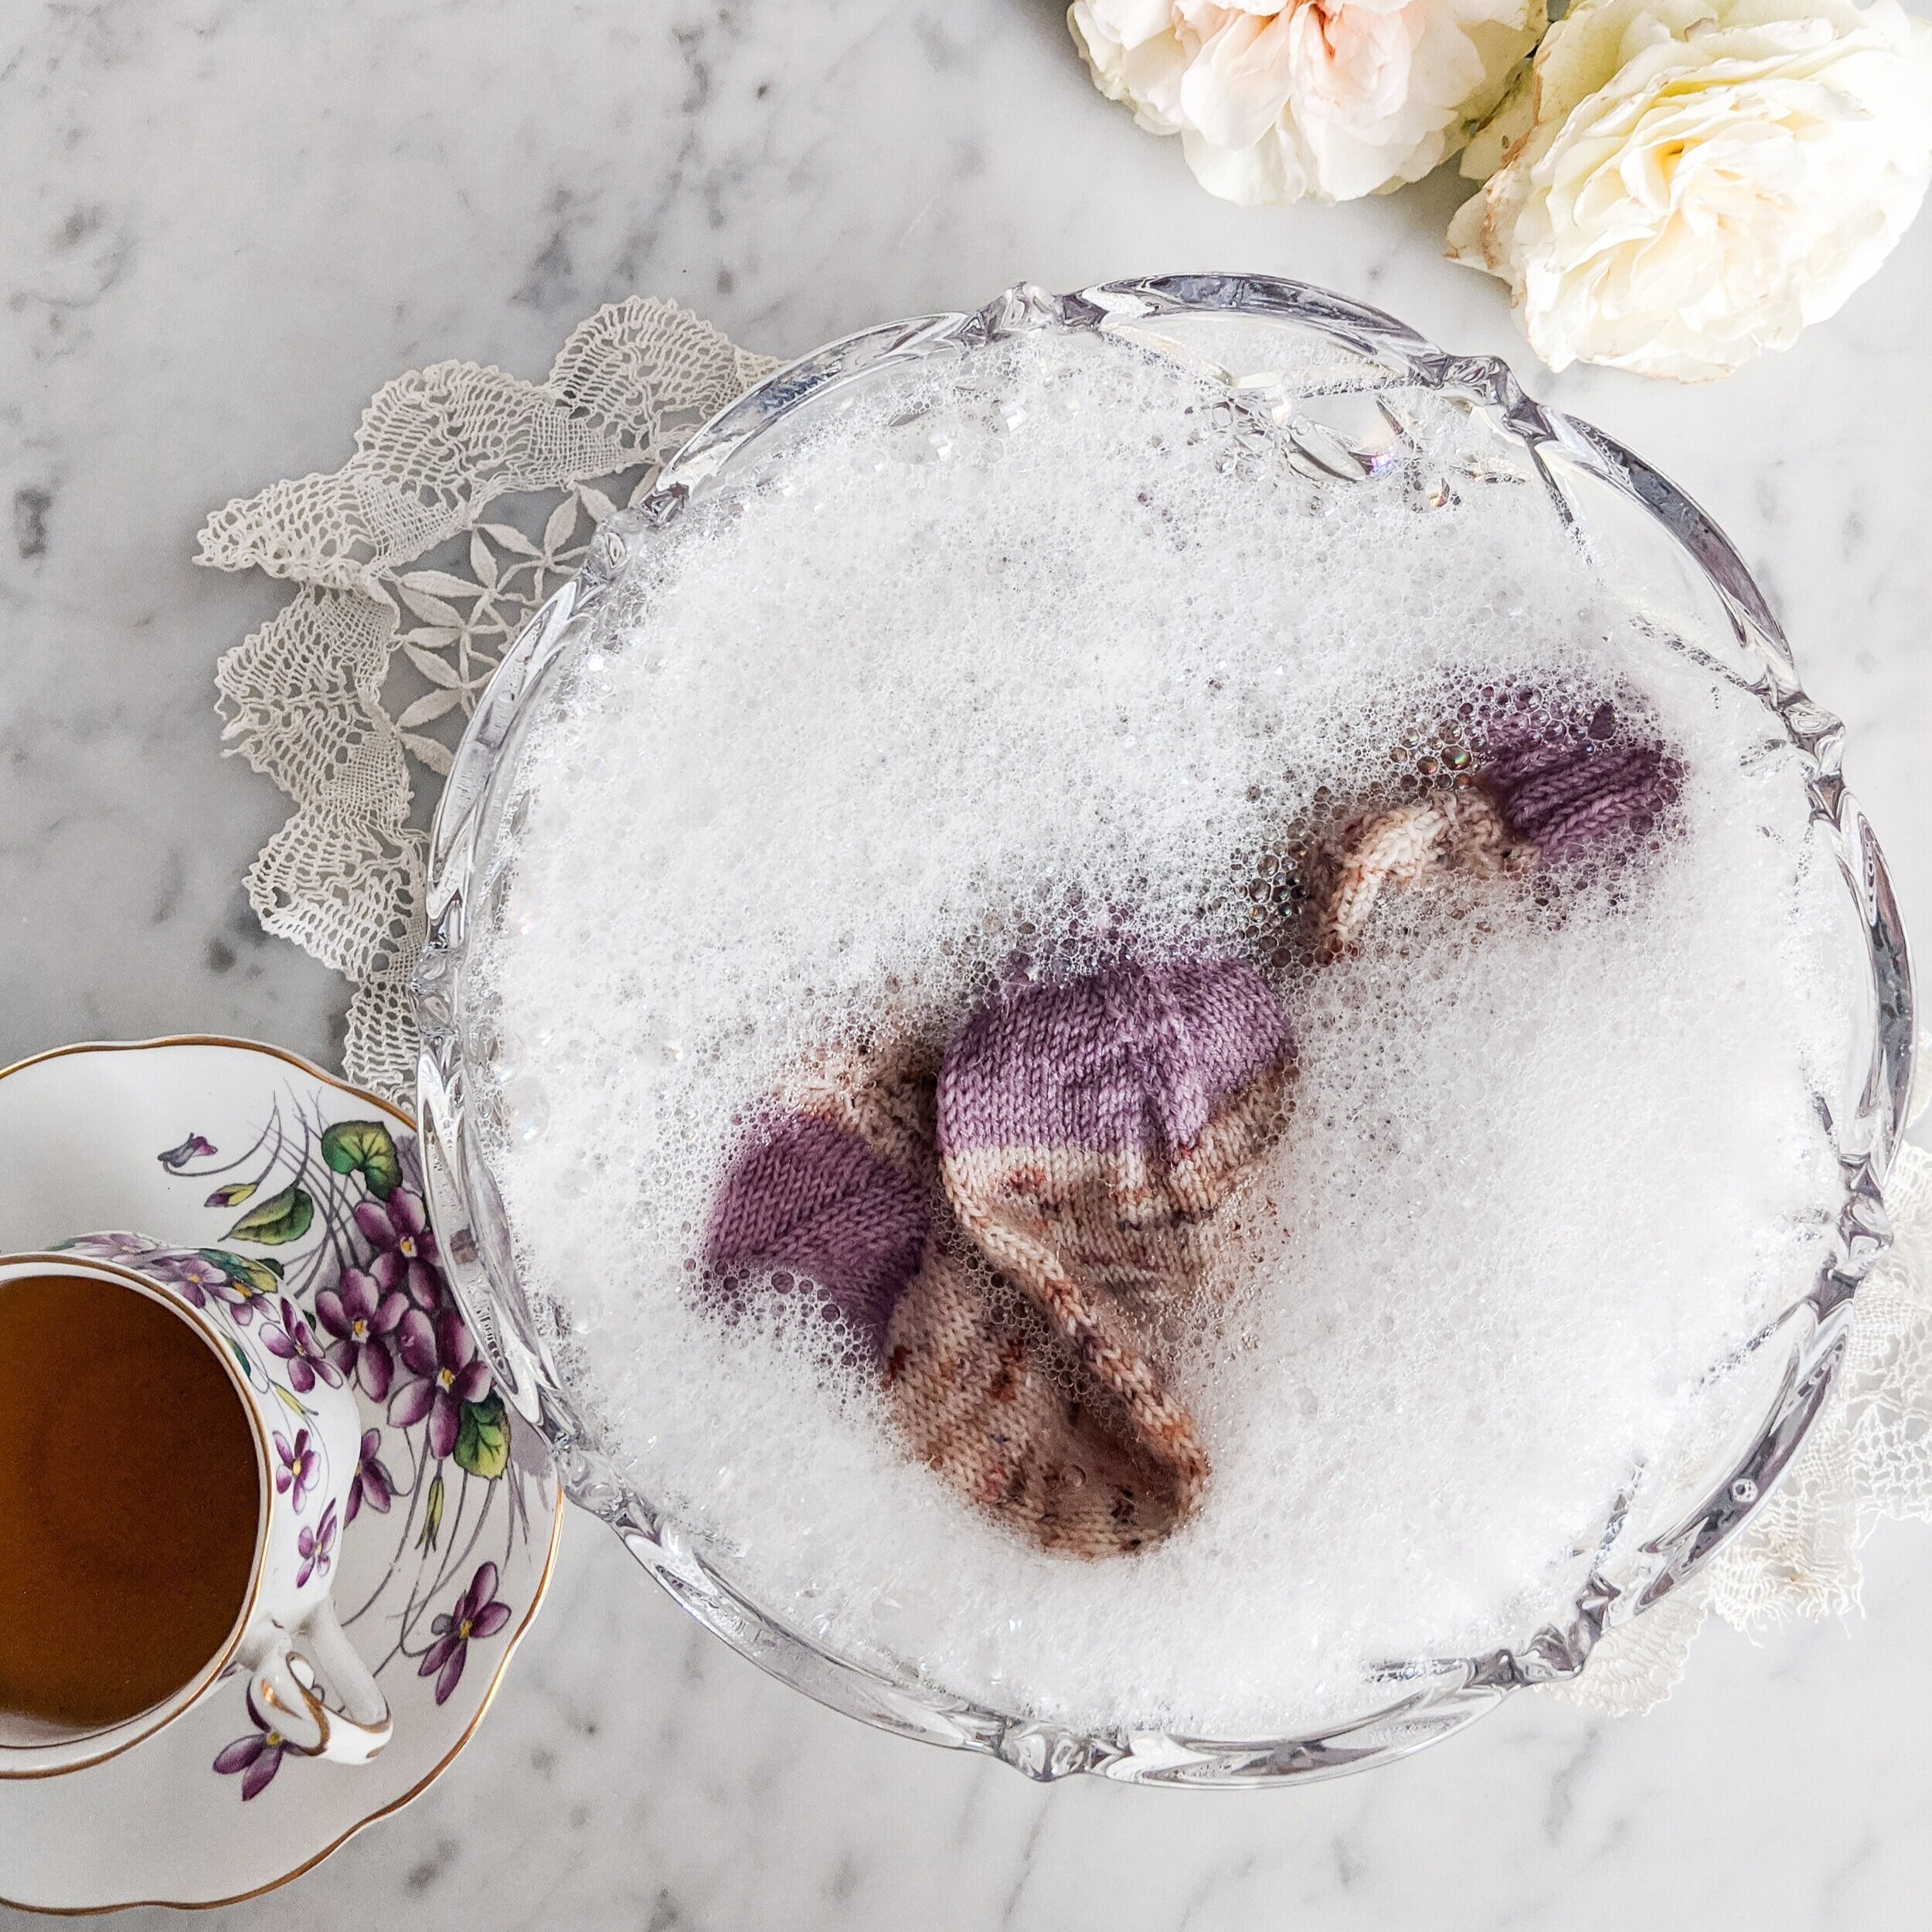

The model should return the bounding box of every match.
[413,275,1916,1786]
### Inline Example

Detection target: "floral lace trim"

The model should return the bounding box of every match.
[1558,1134,1932,1714]
[199,301,1930,1717]
[197,298,775,1101]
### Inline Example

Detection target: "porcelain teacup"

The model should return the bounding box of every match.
[0,1245,391,1778]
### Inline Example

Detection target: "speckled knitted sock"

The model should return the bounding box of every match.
[937,956,1293,1401]
[1315,686,1682,953]
[704,1026,1260,1558]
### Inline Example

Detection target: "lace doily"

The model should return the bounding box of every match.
[198,299,777,1101]
[198,299,1929,1718]
[1556,1131,1932,1713]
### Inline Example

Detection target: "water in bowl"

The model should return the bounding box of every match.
[468,328,1859,1735]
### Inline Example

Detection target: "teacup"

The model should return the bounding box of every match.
[0,1245,391,1777]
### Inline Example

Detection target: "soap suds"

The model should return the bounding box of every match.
[471,330,1856,1734]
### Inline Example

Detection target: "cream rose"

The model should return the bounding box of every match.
[1447,0,1932,379]
[1068,0,1546,203]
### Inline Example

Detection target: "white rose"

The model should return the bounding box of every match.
[1069,0,1546,203]
[1447,0,1932,379]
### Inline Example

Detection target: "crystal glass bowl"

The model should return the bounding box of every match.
[413,276,1914,1785]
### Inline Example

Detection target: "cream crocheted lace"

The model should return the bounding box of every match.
[196,298,1928,1717]
[1556,1131,1932,1713]
[198,299,776,1101]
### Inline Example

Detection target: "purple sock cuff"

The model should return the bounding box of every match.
[703,1112,930,1354]
[937,958,1291,1158]
[1480,703,1681,864]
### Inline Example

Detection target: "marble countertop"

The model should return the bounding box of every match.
[2,2,1928,1926]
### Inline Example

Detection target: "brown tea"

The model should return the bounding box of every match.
[0,1271,262,1731]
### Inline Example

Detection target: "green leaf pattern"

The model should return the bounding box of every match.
[319,1120,402,1200]
[223,1182,315,1247]
[453,1393,511,1480]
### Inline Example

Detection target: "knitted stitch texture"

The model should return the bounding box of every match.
[937,961,1294,1526]
[706,964,1294,1558]
[1319,787,1522,954]
[702,690,1677,1559]
[703,1039,1203,1554]
[1316,691,1682,953]
[1481,702,1680,863]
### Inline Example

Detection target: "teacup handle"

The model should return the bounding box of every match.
[246,1602,392,1764]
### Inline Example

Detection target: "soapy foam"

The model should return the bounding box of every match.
[474,331,1857,1733]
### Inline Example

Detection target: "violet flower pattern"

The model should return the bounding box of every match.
[150,1250,233,1310]
[391,1306,492,1459]
[355,1186,446,1311]
[159,1134,216,1172]
[316,1267,409,1401]
[134,1105,544,1809]
[346,1427,396,1525]
[56,1230,155,1262]
[274,1429,319,1512]
[261,1295,345,1393]
[202,1265,278,1328]
[212,1702,289,1801]
[419,1562,512,1705]
[295,1501,338,1588]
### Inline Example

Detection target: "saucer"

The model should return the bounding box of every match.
[0,1038,563,1912]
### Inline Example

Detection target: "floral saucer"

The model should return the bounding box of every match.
[0,1038,563,1912]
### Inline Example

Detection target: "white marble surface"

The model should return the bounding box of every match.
[2,2,1930,1925]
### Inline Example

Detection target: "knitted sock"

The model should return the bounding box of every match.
[1478,700,1680,862]
[1315,687,1682,953]
[936,958,1296,1532]
[704,1035,1227,1556]
[1319,787,1522,955]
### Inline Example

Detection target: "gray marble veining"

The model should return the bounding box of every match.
[1,2,1927,1926]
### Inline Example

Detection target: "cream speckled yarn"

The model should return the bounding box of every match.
[707,960,1294,1558]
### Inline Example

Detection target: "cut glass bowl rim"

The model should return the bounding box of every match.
[414,274,1915,1785]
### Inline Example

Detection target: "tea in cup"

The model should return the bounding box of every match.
[0,1248,390,1776]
